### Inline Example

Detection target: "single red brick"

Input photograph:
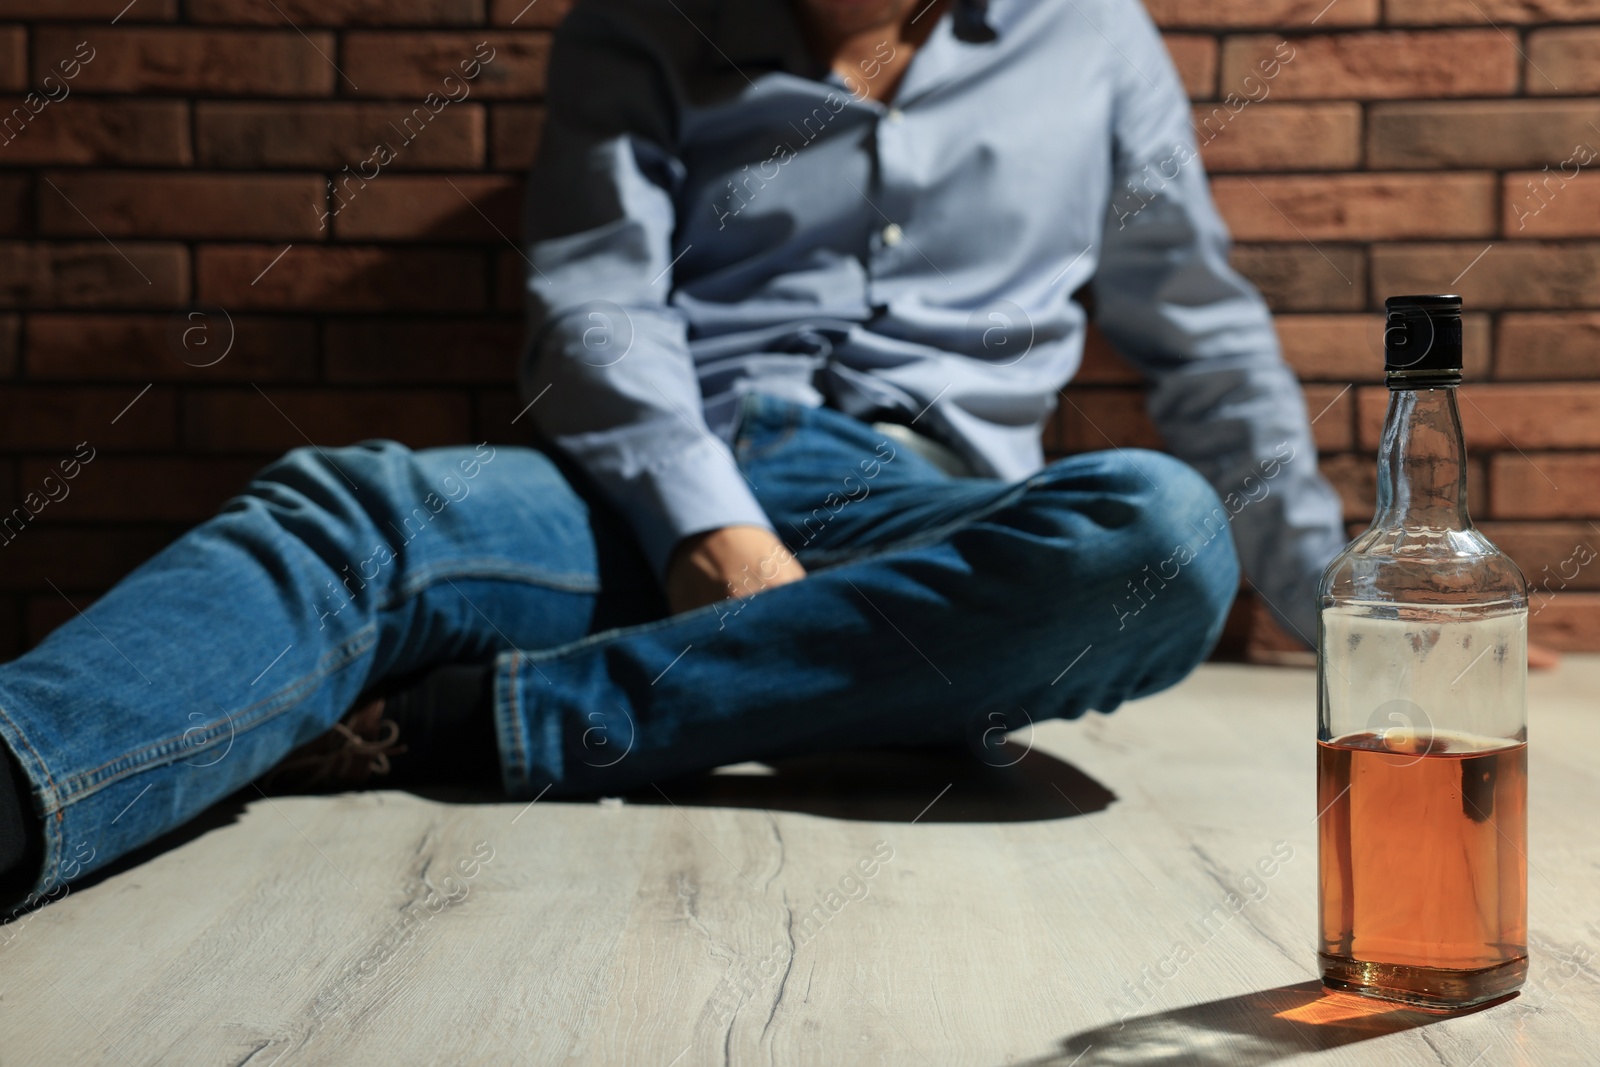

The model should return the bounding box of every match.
[1231,244,1366,311]
[1489,453,1600,518]
[196,102,484,169]
[490,103,543,170]
[1496,312,1600,379]
[1457,386,1600,450]
[196,245,486,312]
[1388,0,1600,23]
[0,527,176,592]
[1368,100,1600,170]
[1277,318,1379,382]
[0,100,190,166]
[40,172,326,240]
[1527,592,1600,650]
[324,317,520,383]
[26,313,318,382]
[331,174,520,241]
[0,242,187,308]
[488,0,573,27]
[1220,31,1517,100]
[1276,313,1491,381]
[1212,173,1496,241]
[1163,34,1216,100]
[0,0,177,16]
[188,0,482,24]
[343,32,549,98]
[0,27,24,92]
[1372,241,1600,309]
[1194,102,1361,172]
[1524,27,1600,94]
[1358,383,1600,450]
[1503,170,1600,237]
[35,27,336,95]
[1478,521,1600,591]
[183,387,472,452]
[0,386,175,449]
[19,455,261,520]
[1145,0,1378,27]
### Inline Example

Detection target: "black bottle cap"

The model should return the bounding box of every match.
[1385,294,1463,387]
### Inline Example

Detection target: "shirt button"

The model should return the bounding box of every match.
[885,108,905,123]
[881,223,904,247]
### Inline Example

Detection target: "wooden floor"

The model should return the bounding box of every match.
[3,660,1597,1066]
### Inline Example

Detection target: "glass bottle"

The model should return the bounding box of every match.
[1316,294,1529,1010]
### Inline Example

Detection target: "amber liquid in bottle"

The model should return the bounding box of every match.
[1317,733,1528,999]
[1316,295,1527,1010]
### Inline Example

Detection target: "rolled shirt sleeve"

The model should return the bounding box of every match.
[520,6,773,579]
[1088,10,1347,643]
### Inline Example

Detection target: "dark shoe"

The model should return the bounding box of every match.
[261,699,406,793]
[374,662,499,788]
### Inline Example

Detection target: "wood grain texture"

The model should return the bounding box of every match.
[1,660,1596,1065]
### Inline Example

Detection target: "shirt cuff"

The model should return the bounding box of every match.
[607,434,775,580]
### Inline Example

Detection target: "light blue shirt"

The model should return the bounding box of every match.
[521,0,1347,641]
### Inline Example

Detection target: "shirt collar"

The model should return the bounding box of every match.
[953,0,998,42]
[972,0,1032,38]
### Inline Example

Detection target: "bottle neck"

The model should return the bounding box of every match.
[1372,385,1471,530]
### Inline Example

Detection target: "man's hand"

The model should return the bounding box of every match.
[665,525,807,614]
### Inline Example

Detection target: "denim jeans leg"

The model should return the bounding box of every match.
[491,403,1241,799]
[0,439,654,901]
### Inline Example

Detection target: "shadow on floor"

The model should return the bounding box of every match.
[625,743,1114,823]
[41,739,1110,911]
[55,793,253,902]
[1021,980,1491,1066]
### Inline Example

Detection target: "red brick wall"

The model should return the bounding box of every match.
[0,0,1597,655]
[0,0,565,654]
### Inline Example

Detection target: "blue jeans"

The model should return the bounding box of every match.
[0,395,1238,898]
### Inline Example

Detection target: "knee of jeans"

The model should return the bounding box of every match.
[240,440,413,533]
[252,440,404,492]
[1108,450,1240,666]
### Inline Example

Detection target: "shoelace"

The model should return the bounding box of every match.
[327,717,405,778]
[262,703,408,789]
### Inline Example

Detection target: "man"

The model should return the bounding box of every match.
[0,0,1344,906]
